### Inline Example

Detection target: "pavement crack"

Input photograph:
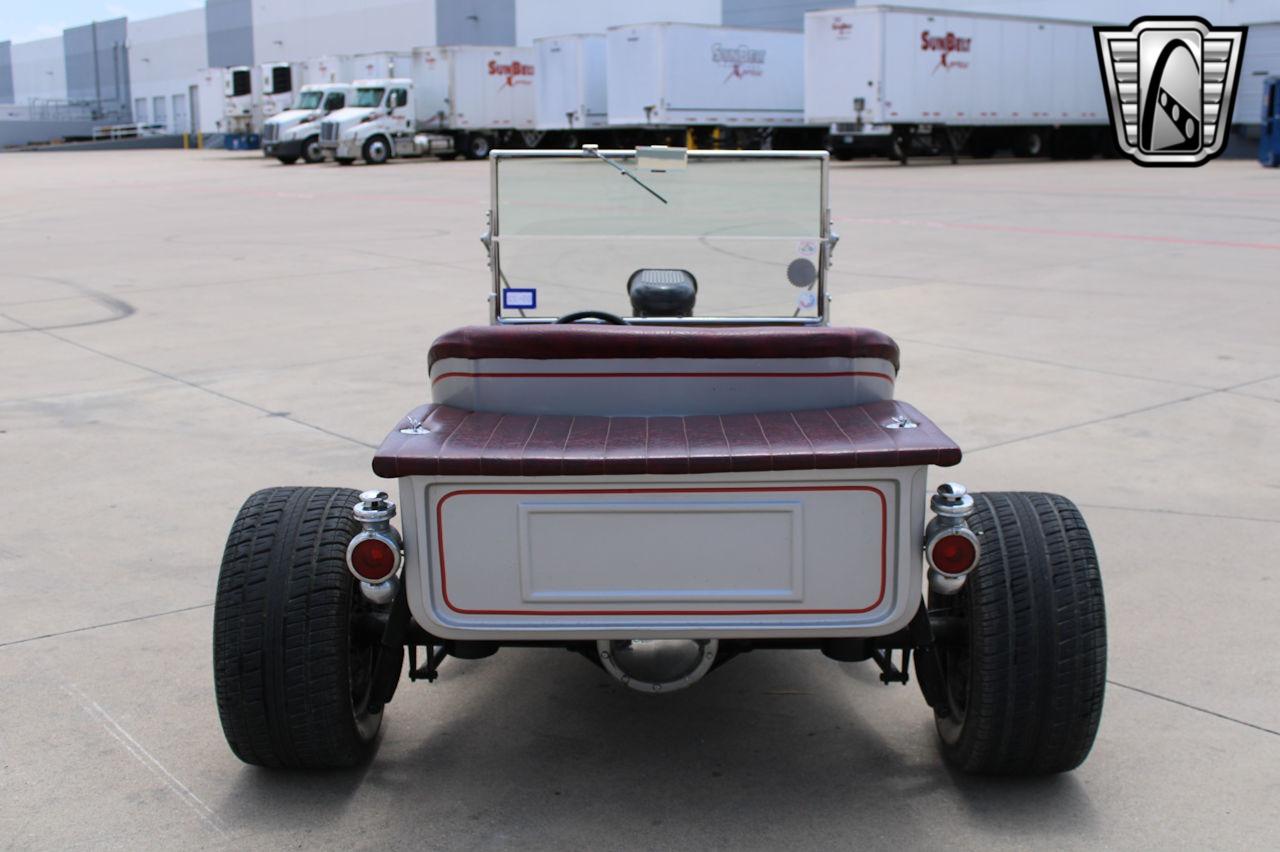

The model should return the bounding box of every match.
[0,311,376,449]
[1108,679,1280,738]
[0,602,213,649]
[896,336,1219,391]
[1077,503,1280,525]
[968,372,1280,454]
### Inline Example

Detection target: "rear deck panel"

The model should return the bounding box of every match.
[398,467,928,640]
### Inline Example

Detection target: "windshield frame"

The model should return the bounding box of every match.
[487,149,832,326]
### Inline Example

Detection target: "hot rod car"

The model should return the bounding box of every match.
[213,148,1106,775]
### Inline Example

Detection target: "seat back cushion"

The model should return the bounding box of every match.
[428,325,900,417]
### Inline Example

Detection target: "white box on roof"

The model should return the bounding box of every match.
[606,22,805,127]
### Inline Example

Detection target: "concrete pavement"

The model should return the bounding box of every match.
[1,149,1277,850]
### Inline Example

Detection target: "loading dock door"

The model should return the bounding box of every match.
[172,94,188,136]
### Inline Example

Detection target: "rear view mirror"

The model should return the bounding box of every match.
[636,146,687,171]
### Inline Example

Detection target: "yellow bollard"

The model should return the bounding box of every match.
[182,133,189,150]
[197,132,203,149]
[685,127,696,150]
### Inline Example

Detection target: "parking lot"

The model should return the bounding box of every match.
[2,149,1278,849]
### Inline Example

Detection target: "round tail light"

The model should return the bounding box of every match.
[348,535,400,583]
[927,531,979,576]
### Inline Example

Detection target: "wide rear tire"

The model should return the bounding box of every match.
[930,492,1106,775]
[213,486,397,769]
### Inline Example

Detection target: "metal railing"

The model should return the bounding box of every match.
[91,122,169,141]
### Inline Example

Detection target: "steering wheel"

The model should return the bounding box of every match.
[555,310,627,325]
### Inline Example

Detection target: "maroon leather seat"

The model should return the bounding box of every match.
[428,325,901,372]
[373,400,959,478]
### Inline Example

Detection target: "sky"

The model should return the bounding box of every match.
[3,1,202,44]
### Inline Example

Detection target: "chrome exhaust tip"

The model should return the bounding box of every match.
[596,638,719,693]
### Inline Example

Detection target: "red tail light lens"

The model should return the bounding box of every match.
[929,533,978,575]
[349,537,398,582]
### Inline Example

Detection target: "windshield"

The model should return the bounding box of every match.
[491,151,828,323]
[353,87,385,108]
[293,91,323,110]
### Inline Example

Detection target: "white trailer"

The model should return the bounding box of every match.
[300,55,354,87]
[222,65,256,136]
[323,46,539,164]
[535,34,607,133]
[606,22,808,144]
[260,61,308,118]
[804,6,1109,161]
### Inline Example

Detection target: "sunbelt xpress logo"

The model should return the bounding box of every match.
[921,30,971,72]
[712,43,767,82]
[488,59,534,88]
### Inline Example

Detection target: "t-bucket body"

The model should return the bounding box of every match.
[371,150,961,641]
[214,148,1105,776]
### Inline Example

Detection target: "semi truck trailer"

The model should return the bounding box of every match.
[804,6,1110,162]
[262,83,355,164]
[606,22,818,148]
[321,46,538,164]
[534,34,607,143]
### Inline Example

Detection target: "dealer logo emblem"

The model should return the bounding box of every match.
[1094,17,1247,166]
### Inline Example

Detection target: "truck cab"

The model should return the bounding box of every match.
[263,83,353,164]
[1261,77,1279,167]
[322,77,452,165]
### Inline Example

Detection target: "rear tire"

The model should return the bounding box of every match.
[464,134,492,160]
[213,486,399,769]
[301,135,324,164]
[1013,129,1045,158]
[930,492,1106,775]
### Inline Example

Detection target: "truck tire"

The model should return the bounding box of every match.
[336,157,355,166]
[363,136,390,165]
[276,155,299,165]
[929,492,1106,775]
[465,134,492,160]
[213,486,398,769]
[301,135,324,164]
[1013,129,1045,158]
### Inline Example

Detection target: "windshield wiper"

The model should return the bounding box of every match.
[582,145,667,204]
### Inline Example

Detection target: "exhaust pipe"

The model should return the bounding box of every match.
[596,639,719,693]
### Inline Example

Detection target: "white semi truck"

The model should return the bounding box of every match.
[262,83,355,164]
[804,6,1109,162]
[321,46,538,164]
